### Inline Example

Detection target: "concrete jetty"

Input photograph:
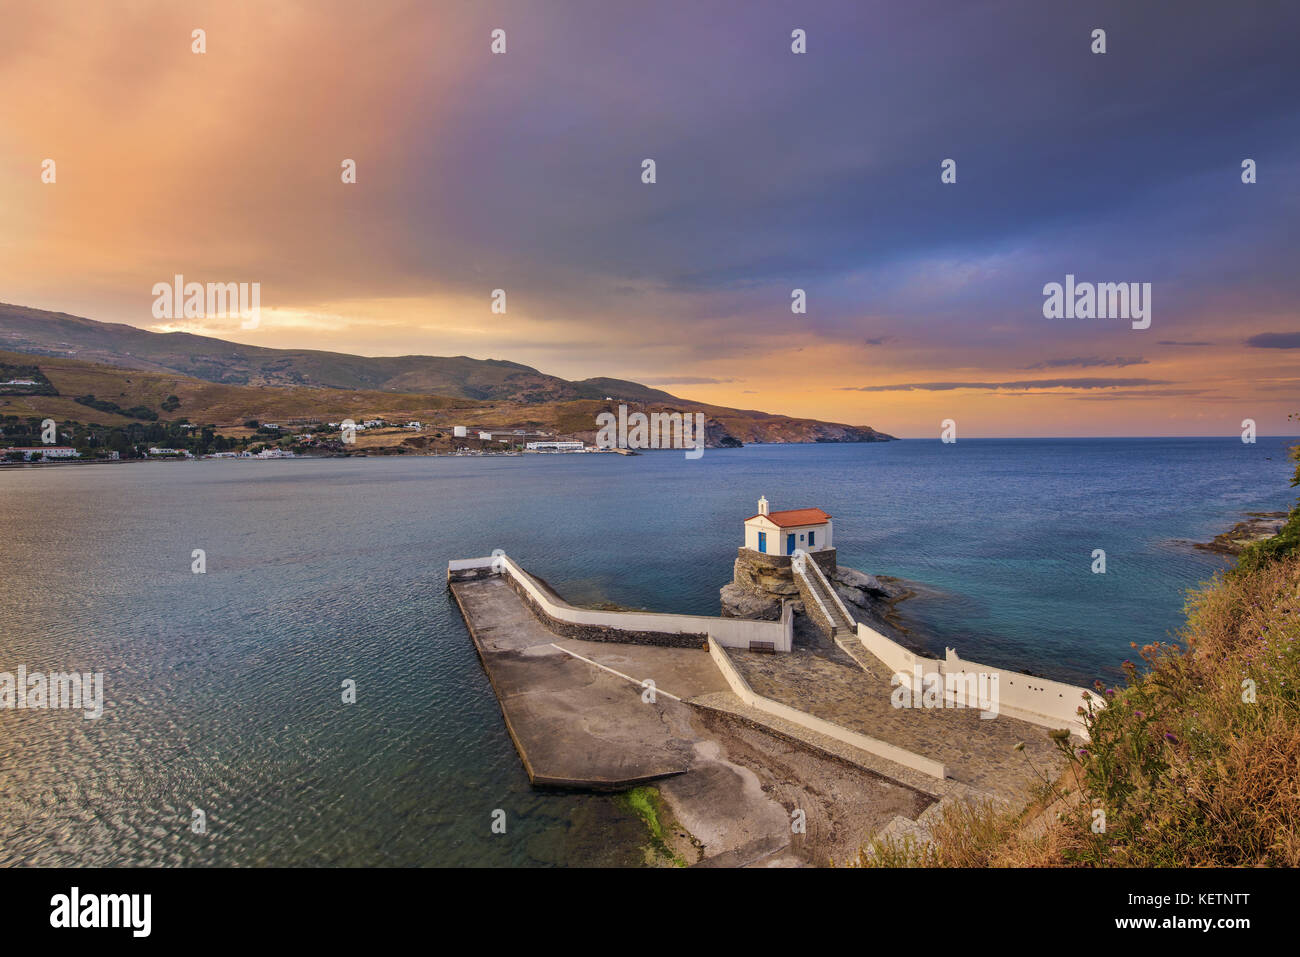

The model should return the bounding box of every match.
[449,555,947,864]
[448,550,1087,864]
[450,572,721,788]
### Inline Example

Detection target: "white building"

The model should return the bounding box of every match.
[453,426,467,438]
[255,448,295,458]
[477,431,493,440]
[3,446,79,460]
[525,441,584,452]
[407,422,422,430]
[147,447,192,458]
[743,496,833,556]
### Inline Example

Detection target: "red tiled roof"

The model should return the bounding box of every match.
[745,507,831,528]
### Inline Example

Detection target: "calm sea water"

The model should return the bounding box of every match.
[0,437,1294,866]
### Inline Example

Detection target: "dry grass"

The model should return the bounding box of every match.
[856,555,1300,867]
[0,348,481,427]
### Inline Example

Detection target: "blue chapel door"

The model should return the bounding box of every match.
[757,531,766,553]
[786,533,796,555]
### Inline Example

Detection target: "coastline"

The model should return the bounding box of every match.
[2,437,1293,866]
[1192,511,1290,556]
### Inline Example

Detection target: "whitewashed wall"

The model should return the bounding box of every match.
[744,520,833,554]
[940,647,1101,737]
[854,622,1099,739]
[451,555,794,652]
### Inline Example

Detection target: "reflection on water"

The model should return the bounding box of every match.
[0,438,1291,864]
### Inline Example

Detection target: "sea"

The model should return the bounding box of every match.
[0,436,1294,866]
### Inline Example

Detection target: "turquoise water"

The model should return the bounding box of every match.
[0,437,1294,865]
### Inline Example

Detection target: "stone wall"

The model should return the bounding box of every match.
[735,546,836,578]
[503,571,707,648]
[452,554,793,651]
[794,570,836,639]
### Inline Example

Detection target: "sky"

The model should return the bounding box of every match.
[1,0,1297,437]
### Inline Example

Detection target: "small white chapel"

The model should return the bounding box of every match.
[743,496,833,556]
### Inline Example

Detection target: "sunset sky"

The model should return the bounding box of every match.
[2,0,1297,437]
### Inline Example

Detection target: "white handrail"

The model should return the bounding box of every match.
[803,549,856,627]
[791,554,835,628]
[449,554,793,652]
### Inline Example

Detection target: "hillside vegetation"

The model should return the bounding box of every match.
[0,349,477,428]
[857,434,1300,867]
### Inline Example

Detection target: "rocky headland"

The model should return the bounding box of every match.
[1194,511,1289,556]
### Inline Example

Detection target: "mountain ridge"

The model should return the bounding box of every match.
[0,302,681,403]
[0,302,894,443]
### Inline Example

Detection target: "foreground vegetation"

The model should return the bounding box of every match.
[858,433,1300,867]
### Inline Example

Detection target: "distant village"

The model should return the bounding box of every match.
[0,362,629,463]
[0,413,611,464]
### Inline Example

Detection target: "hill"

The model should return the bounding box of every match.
[0,346,891,447]
[0,348,478,428]
[0,303,894,444]
[0,302,679,403]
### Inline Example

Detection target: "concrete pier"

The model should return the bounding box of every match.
[449,559,939,865]
[450,573,720,788]
[447,553,1074,864]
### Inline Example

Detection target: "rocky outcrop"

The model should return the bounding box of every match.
[732,555,800,597]
[831,567,911,633]
[719,583,784,620]
[833,566,903,609]
[720,547,908,639]
[1193,511,1289,556]
[721,547,836,619]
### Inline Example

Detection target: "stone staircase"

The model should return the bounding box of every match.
[794,554,856,638]
[819,581,856,635]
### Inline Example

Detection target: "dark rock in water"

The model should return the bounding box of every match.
[832,566,904,602]
[1194,511,1288,556]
